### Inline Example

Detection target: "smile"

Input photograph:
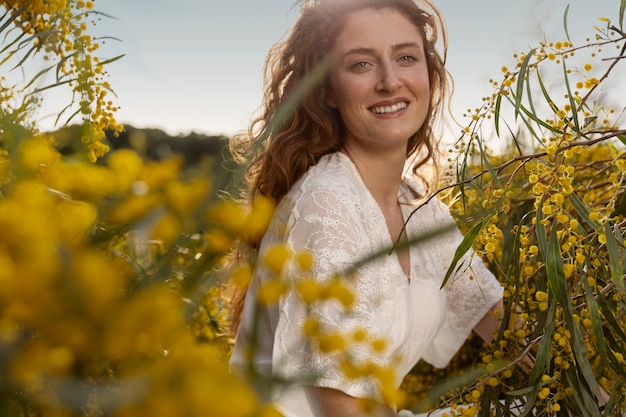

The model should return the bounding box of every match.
[371,101,408,114]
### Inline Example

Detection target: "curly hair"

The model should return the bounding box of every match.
[231,0,450,206]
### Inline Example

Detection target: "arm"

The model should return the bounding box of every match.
[314,387,397,417]
[473,298,504,343]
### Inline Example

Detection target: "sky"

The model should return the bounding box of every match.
[32,0,622,138]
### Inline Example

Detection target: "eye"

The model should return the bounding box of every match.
[398,54,417,64]
[350,61,371,71]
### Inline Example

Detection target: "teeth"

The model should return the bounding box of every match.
[372,102,407,114]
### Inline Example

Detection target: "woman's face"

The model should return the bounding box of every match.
[326,7,430,154]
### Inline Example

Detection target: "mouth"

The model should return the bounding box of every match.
[370,101,408,115]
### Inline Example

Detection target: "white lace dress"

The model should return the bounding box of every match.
[230,152,503,417]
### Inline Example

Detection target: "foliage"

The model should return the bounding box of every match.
[402,5,626,416]
[0,1,275,416]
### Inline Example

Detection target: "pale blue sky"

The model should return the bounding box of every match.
[35,0,621,137]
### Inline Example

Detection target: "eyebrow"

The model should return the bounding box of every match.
[342,42,422,59]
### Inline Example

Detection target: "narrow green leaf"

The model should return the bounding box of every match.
[620,0,625,30]
[547,224,603,411]
[501,89,559,136]
[582,273,609,366]
[441,221,483,289]
[618,134,626,146]
[494,92,502,137]
[411,363,503,414]
[23,61,57,89]
[514,48,537,120]
[604,344,626,380]
[477,386,492,417]
[596,289,626,344]
[0,28,27,56]
[267,55,331,144]
[605,221,625,291]
[603,379,624,417]
[567,193,601,231]
[98,54,125,66]
[0,0,32,34]
[545,221,565,302]
[524,70,545,137]
[515,94,561,133]
[564,368,594,417]
[537,220,601,408]
[346,222,456,278]
[477,139,503,188]
[535,194,548,258]
[563,5,572,44]
[32,79,72,95]
[561,59,580,132]
[536,70,556,116]
[514,298,556,417]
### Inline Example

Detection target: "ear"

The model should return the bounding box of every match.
[322,86,337,108]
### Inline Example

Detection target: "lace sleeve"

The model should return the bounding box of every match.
[420,200,504,368]
[272,180,391,401]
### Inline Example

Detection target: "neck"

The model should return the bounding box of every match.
[342,144,405,215]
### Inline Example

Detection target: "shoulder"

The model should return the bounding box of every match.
[269,152,375,242]
[302,152,360,190]
[286,152,366,209]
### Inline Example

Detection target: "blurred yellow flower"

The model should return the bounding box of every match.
[316,333,345,353]
[257,278,288,305]
[262,244,291,274]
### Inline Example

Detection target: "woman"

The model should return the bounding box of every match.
[229,1,504,416]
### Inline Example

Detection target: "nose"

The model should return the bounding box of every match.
[376,62,401,92]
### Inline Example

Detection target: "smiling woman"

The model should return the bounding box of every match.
[227,1,504,417]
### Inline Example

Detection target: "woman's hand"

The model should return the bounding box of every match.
[314,387,397,417]
[473,299,504,343]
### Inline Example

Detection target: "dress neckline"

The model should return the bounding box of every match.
[335,152,413,283]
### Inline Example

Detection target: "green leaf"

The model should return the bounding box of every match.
[514,48,537,120]
[620,0,625,30]
[264,55,331,145]
[546,224,602,412]
[345,220,456,278]
[535,194,548,259]
[494,92,502,137]
[0,0,32,34]
[516,94,561,134]
[596,288,626,345]
[98,54,125,67]
[564,367,595,417]
[440,220,483,289]
[582,273,609,366]
[536,70,556,116]
[411,362,503,414]
[545,219,565,302]
[563,5,572,44]
[561,59,580,132]
[514,298,556,417]
[477,139,503,188]
[605,221,625,291]
[537,219,603,409]
[567,193,601,231]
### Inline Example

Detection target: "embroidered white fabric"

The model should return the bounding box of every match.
[230,152,503,417]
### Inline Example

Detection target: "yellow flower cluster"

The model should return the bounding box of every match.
[1,0,122,160]
[0,130,285,415]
